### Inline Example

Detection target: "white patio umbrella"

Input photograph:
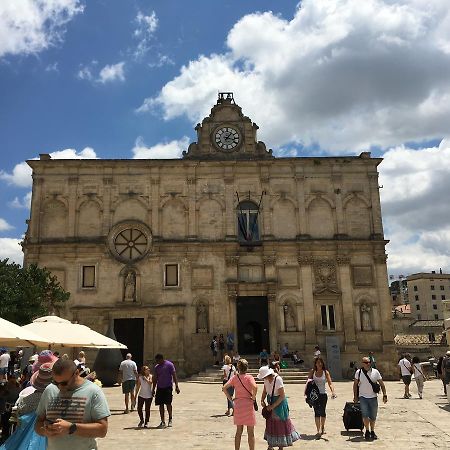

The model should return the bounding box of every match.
[0,317,50,347]
[22,315,127,349]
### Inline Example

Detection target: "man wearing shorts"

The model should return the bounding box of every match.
[0,349,10,383]
[118,353,138,414]
[398,354,413,398]
[353,356,388,441]
[153,353,180,428]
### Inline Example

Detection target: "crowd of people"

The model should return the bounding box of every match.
[1,344,449,449]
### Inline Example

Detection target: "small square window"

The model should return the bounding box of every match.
[433,304,437,310]
[442,295,446,300]
[413,286,418,291]
[416,305,420,310]
[431,285,435,290]
[165,264,179,287]
[82,265,95,288]
[440,285,445,290]
[415,295,419,301]
[432,295,436,300]
[434,314,439,320]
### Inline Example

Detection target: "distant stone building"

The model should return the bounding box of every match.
[407,271,450,320]
[23,93,397,377]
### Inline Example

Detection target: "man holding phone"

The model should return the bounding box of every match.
[35,359,110,449]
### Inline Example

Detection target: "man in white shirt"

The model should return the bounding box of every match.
[118,353,138,414]
[353,356,387,441]
[398,354,413,399]
[0,349,11,383]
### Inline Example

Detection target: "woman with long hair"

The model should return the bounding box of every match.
[258,366,300,449]
[135,366,153,428]
[411,356,427,399]
[308,357,336,438]
[222,359,257,450]
[222,355,236,416]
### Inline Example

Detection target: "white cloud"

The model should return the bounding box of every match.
[0,0,84,58]
[139,0,450,153]
[133,10,158,59]
[98,62,125,83]
[0,238,23,266]
[9,191,32,209]
[45,62,59,72]
[0,218,13,232]
[77,65,93,81]
[379,138,450,274]
[0,147,98,188]
[148,54,175,68]
[131,136,189,159]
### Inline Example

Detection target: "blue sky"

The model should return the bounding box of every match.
[1,0,450,277]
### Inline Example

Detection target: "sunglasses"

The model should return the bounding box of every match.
[52,370,76,387]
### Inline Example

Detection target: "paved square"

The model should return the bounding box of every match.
[98,379,450,449]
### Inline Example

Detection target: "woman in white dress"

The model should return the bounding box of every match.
[135,366,153,428]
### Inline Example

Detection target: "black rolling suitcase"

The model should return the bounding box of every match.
[343,402,364,431]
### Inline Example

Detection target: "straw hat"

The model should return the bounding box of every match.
[30,362,53,392]
[257,366,275,379]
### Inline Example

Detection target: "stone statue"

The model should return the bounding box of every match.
[361,304,372,331]
[124,271,136,302]
[284,304,296,331]
[197,303,208,332]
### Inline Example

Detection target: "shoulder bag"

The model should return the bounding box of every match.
[414,363,426,381]
[403,361,413,375]
[237,374,258,411]
[262,376,278,419]
[362,368,381,394]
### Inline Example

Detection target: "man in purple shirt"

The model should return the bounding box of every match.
[152,353,180,428]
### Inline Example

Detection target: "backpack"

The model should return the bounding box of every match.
[305,380,320,407]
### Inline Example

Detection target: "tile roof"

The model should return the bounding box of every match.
[394,333,446,346]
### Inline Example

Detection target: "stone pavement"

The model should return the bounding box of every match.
[98,379,450,449]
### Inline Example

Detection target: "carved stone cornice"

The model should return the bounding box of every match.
[225,255,240,267]
[336,255,351,265]
[263,254,276,265]
[297,255,314,266]
[373,254,388,264]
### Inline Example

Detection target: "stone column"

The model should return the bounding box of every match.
[268,292,278,352]
[295,174,308,237]
[101,176,113,235]
[369,173,384,237]
[67,177,78,237]
[336,256,357,350]
[296,301,304,332]
[187,176,197,239]
[224,168,235,239]
[298,256,315,345]
[374,254,394,344]
[30,177,44,239]
[332,174,346,236]
[150,178,160,238]
[227,286,238,348]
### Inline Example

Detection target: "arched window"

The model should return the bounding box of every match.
[237,201,260,242]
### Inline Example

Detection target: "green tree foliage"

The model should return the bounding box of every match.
[0,259,70,325]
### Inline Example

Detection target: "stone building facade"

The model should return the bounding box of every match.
[23,93,396,377]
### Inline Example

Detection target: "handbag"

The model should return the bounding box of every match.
[262,376,277,419]
[403,361,413,375]
[236,374,258,411]
[305,379,320,407]
[362,368,381,394]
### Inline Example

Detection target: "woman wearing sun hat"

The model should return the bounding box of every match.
[0,363,53,450]
[258,366,300,449]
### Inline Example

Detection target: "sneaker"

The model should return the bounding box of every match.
[157,422,166,429]
[144,423,149,428]
[371,431,378,440]
[364,430,371,440]
[167,419,172,427]
[403,394,409,399]
[407,393,412,398]
[137,420,143,428]
[123,409,129,414]
[419,393,423,399]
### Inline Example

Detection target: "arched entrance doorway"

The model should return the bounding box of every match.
[237,296,269,354]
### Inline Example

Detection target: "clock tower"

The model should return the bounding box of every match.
[183,92,273,160]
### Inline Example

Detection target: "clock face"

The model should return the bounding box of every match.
[214,126,240,150]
